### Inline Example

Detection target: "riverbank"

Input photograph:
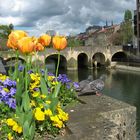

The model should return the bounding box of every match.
[113,65,140,72]
[111,61,140,72]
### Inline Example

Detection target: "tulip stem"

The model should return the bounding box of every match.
[25,55,28,93]
[56,51,60,78]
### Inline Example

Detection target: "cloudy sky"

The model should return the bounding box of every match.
[0,0,136,36]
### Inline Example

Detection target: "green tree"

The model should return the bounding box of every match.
[121,9,133,45]
[124,9,132,21]
[0,24,14,39]
[0,24,14,51]
[67,37,83,48]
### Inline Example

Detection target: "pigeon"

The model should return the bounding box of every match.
[75,75,93,92]
[78,74,106,96]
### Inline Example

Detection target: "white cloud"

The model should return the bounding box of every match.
[0,0,136,35]
[0,16,24,25]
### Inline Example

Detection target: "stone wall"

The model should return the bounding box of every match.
[56,95,136,140]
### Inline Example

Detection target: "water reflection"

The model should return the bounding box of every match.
[66,68,140,139]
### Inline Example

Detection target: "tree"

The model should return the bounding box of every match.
[0,24,14,51]
[124,9,132,21]
[0,24,14,39]
[67,37,83,48]
[121,10,133,45]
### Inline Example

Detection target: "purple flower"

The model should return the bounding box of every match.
[28,70,33,74]
[3,78,13,86]
[9,87,16,96]
[6,98,16,109]
[3,78,16,87]
[33,88,39,91]
[40,69,45,75]
[73,82,79,89]
[66,84,70,89]
[48,72,54,76]
[1,89,7,96]
[18,65,24,72]
[12,81,16,87]
[57,74,71,84]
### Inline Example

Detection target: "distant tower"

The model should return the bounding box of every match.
[111,20,114,26]
[106,20,108,27]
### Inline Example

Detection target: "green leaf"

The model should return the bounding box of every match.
[53,82,61,98]
[22,91,31,112]
[23,120,30,139]
[49,97,59,113]
[40,75,48,95]
[45,68,48,82]
[15,73,24,106]
[29,121,35,140]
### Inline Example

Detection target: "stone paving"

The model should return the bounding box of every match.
[56,95,136,140]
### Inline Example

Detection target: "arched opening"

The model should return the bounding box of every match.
[45,54,67,74]
[5,57,25,72]
[78,53,88,69]
[92,53,105,67]
[112,52,127,62]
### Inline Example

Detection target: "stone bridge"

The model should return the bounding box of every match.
[0,45,125,70]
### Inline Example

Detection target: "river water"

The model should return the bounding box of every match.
[65,68,140,139]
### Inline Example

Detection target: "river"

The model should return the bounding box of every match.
[65,68,140,139]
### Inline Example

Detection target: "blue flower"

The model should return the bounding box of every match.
[18,65,24,72]
[73,82,79,89]
[57,74,71,84]
[33,88,39,91]
[9,87,16,96]
[28,70,33,74]
[6,98,16,109]
[3,78,16,87]
[3,78,13,87]
[48,72,54,76]
[40,69,45,75]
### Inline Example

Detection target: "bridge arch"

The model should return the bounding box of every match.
[0,57,6,65]
[92,52,106,67]
[45,54,67,72]
[5,57,25,64]
[4,57,25,72]
[111,51,127,62]
[77,53,88,69]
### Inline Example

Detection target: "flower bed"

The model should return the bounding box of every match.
[0,30,79,140]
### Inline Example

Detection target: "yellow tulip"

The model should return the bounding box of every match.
[18,37,35,53]
[38,34,51,46]
[7,30,27,49]
[52,36,67,51]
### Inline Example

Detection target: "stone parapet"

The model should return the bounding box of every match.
[56,95,136,140]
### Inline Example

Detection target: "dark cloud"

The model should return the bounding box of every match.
[0,0,135,35]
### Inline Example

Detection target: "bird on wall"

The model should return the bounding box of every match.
[75,75,93,92]
[77,75,106,96]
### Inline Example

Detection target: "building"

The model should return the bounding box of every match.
[84,24,120,47]
[136,0,140,54]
